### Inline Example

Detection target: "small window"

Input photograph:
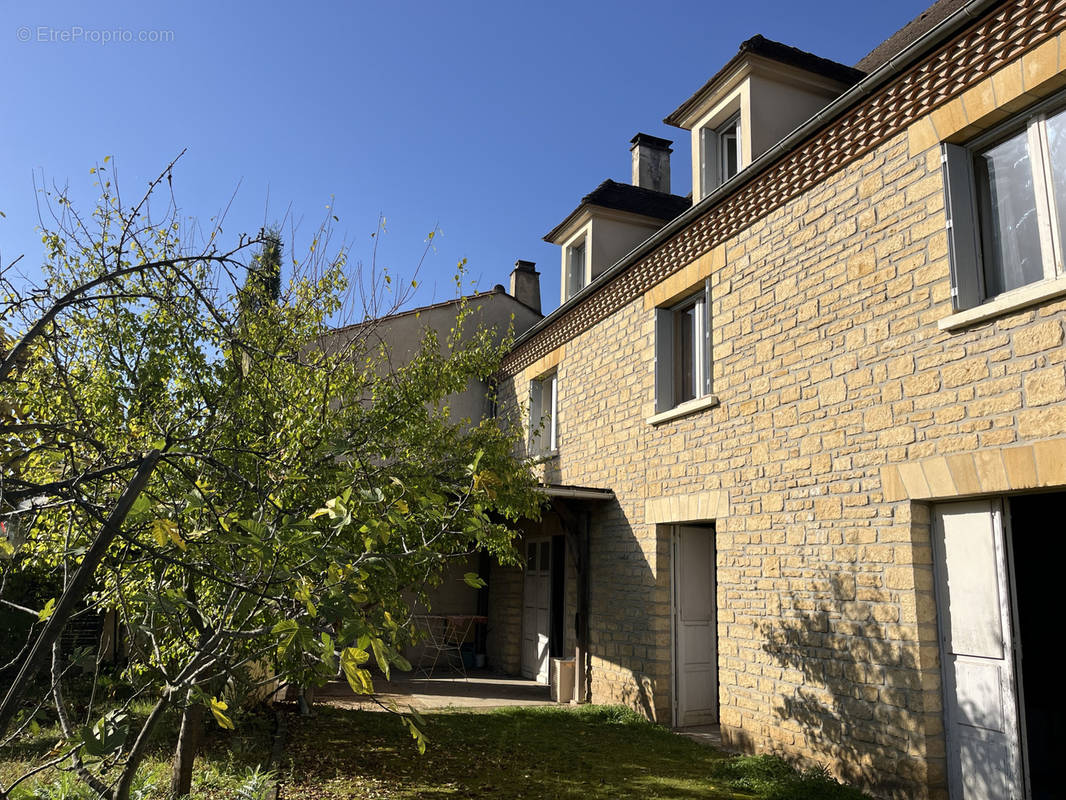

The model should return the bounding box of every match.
[943,95,1066,310]
[529,371,558,455]
[565,239,587,300]
[700,113,742,197]
[655,280,711,412]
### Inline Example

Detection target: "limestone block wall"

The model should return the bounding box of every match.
[496,11,1066,799]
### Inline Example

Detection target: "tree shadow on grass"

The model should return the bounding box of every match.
[281,704,742,800]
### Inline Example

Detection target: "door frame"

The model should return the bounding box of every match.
[670,523,718,728]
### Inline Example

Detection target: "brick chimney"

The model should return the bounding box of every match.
[630,133,672,194]
[510,260,541,314]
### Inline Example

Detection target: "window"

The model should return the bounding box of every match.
[565,239,587,300]
[655,280,711,412]
[700,114,742,197]
[943,96,1066,310]
[529,371,557,455]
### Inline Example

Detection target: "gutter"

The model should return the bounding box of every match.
[510,0,1002,352]
[537,485,615,501]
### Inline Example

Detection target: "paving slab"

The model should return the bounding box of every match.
[317,669,554,712]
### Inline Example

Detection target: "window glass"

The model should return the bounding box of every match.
[527,542,537,571]
[976,128,1043,295]
[539,541,551,572]
[720,121,739,182]
[566,241,586,299]
[673,301,696,404]
[1046,106,1066,262]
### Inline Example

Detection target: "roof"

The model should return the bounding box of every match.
[544,180,691,243]
[665,35,866,128]
[855,0,971,73]
[327,286,541,340]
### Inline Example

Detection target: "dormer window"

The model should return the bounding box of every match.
[566,238,587,299]
[700,113,742,195]
[546,138,690,305]
[665,36,863,204]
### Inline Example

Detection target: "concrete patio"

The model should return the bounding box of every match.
[315,669,555,712]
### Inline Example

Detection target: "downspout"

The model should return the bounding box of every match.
[574,509,591,704]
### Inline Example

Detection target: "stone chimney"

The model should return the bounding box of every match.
[630,133,672,194]
[510,260,541,314]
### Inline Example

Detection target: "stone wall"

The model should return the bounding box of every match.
[498,19,1066,800]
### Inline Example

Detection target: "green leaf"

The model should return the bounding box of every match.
[340,647,373,694]
[127,493,152,523]
[37,598,56,622]
[463,571,486,589]
[209,697,234,730]
[81,711,128,756]
[272,619,298,655]
[370,637,390,679]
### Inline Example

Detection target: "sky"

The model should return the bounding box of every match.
[1,0,933,320]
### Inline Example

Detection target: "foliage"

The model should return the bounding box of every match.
[0,156,540,798]
[709,753,871,800]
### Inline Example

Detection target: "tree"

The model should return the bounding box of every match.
[0,157,539,799]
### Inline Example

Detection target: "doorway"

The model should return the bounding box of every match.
[933,493,1066,800]
[672,524,718,727]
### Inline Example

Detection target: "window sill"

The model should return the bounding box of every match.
[939,277,1066,331]
[531,449,559,461]
[646,394,720,426]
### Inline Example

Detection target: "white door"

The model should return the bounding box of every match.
[933,500,1024,800]
[673,525,718,727]
[521,538,551,683]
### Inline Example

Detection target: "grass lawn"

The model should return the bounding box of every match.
[1,703,870,799]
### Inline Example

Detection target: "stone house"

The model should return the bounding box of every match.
[483,0,1066,798]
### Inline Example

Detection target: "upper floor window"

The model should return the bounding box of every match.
[700,114,742,197]
[529,371,558,455]
[565,238,587,301]
[654,280,711,413]
[943,94,1066,311]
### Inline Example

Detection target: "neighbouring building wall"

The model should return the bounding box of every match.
[498,8,1066,798]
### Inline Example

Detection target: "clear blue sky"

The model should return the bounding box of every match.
[2,0,931,318]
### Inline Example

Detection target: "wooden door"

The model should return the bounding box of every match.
[674,525,718,727]
[522,538,551,683]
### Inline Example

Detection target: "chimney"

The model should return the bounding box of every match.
[630,133,672,194]
[510,260,541,314]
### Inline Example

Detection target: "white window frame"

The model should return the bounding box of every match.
[529,371,558,455]
[654,279,712,414]
[565,237,587,301]
[943,91,1066,313]
[700,113,742,198]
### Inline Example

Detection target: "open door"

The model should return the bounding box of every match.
[933,500,1024,799]
[673,525,718,727]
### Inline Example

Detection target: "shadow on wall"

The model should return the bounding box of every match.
[586,498,666,723]
[758,570,953,800]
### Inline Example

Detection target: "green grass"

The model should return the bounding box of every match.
[0,700,274,800]
[279,704,869,800]
[1,703,870,799]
